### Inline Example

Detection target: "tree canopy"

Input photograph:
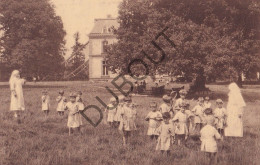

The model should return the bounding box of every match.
[107,0,260,84]
[0,0,66,80]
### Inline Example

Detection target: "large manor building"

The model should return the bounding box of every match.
[86,15,119,80]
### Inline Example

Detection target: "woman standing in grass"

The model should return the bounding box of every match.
[119,96,137,146]
[56,90,67,116]
[156,112,175,156]
[9,70,26,123]
[225,82,246,137]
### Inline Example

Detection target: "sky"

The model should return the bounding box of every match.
[50,0,122,57]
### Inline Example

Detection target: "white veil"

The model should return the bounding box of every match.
[9,70,20,84]
[227,82,246,108]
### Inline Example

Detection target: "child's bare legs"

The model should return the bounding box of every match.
[123,131,130,146]
[166,150,170,156]
[208,152,217,165]
[14,111,21,124]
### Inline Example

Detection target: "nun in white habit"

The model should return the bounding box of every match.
[224,82,246,137]
[9,70,26,119]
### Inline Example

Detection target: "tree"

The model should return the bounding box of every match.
[0,0,66,80]
[107,0,260,88]
[65,32,88,80]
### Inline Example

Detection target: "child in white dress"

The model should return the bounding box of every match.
[56,90,67,116]
[172,103,188,146]
[145,102,162,140]
[106,97,117,127]
[204,96,212,108]
[65,92,81,135]
[200,116,221,165]
[174,89,188,112]
[41,90,50,117]
[191,97,205,134]
[214,99,226,137]
[114,95,125,128]
[76,91,84,132]
[159,95,173,117]
[156,112,175,156]
[119,96,137,146]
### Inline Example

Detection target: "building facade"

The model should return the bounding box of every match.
[87,16,119,80]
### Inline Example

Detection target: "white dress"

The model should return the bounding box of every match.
[200,125,221,153]
[225,83,246,137]
[10,78,26,111]
[107,103,117,122]
[204,102,211,109]
[65,102,82,128]
[156,122,175,151]
[191,105,205,124]
[56,96,66,112]
[42,95,50,111]
[214,107,226,129]
[145,111,162,135]
[172,111,188,135]
[159,103,171,114]
[119,105,137,131]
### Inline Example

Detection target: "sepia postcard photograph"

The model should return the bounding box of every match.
[0,0,259,164]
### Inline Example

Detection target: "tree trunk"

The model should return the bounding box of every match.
[237,74,243,88]
[190,73,206,92]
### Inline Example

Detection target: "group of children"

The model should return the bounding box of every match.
[41,90,85,135]
[143,89,227,163]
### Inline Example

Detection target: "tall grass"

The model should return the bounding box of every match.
[0,82,259,165]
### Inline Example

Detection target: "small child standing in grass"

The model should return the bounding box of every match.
[145,102,162,140]
[106,97,117,127]
[204,96,212,108]
[156,112,175,156]
[191,97,205,133]
[200,115,221,165]
[114,95,125,128]
[76,91,84,132]
[119,96,137,146]
[56,90,67,116]
[172,102,188,146]
[41,90,50,117]
[213,99,226,137]
[159,95,173,117]
[65,92,81,136]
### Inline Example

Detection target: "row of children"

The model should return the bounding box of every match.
[41,90,85,135]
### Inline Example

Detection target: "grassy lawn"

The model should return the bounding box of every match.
[0,81,259,165]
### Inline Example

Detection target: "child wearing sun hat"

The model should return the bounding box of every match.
[172,102,189,145]
[159,95,173,117]
[145,102,163,140]
[119,96,137,146]
[156,112,175,156]
[65,92,82,135]
[200,114,221,165]
[213,99,226,137]
[106,97,118,127]
[174,89,188,111]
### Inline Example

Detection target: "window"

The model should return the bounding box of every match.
[102,60,109,76]
[102,40,108,53]
[103,26,107,33]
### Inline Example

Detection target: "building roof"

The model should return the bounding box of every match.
[89,16,119,36]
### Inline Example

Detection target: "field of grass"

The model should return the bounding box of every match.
[0,81,259,165]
